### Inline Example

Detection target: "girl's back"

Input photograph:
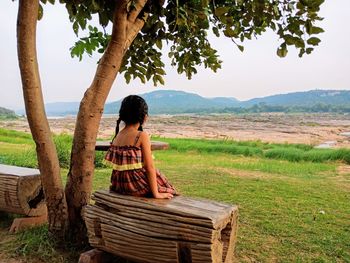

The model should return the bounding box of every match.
[104,95,177,199]
[112,128,141,148]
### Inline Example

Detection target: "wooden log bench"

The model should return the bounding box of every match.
[0,164,47,233]
[81,190,238,263]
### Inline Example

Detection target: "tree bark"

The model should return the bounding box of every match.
[17,0,68,236]
[65,0,148,244]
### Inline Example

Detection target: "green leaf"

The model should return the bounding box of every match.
[156,39,162,49]
[38,4,44,20]
[297,2,304,10]
[137,73,146,84]
[212,27,220,37]
[307,37,321,46]
[214,6,230,17]
[152,75,157,86]
[125,72,131,84]
[305,20,312,34]
[73,21,79,35]
[237,45,244,52]
[310,26,324,34]
[284,35,296,45]
[91,0,100,11]
[277,46,288,58]
[78,17,87,30]
[98,12,109,27]
[158,75,165,85]
[155,68,166,75]
[306,47,314,54]
[223,28,236,38]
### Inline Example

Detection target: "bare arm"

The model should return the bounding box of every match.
[140,132,173,199]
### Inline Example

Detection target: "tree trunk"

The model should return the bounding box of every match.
[17,0,68,236]
[65,0,148,244]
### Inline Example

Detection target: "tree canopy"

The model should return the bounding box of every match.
[39,0,324,86]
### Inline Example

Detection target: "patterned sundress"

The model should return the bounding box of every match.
[104,132,177,197]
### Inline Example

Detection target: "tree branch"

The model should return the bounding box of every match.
[125,15,149,51]
[128,0,148,23]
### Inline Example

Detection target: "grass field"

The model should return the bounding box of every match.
[0,128,349,262]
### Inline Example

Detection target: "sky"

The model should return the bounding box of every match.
[0,1,349,110]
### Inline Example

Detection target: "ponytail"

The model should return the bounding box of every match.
[138,125,143,132]
[111,118,121,143]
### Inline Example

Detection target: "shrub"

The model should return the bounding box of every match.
[53,134,73,169]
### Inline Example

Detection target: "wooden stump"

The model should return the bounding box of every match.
[0,164,46,217]
[84,190,238,263]
[9,211,48,233]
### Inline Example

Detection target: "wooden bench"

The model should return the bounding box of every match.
[0,164,47,232]
[95,140,169,151]
[81,190,238,263]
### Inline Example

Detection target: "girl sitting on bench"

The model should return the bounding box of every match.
[104,95,177,199]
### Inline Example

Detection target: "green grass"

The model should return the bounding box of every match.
[0,130,106,169]
[0,129,349,262]
[152,150,350,262]
[0,216,77,263]
[159,137,350,164]
[0,128,33,144]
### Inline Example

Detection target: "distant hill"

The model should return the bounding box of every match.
[104,90,240,114]
[105,89,350,114]
[43,102,79,116]
[0,106,18,119]
[242,90,350,107]
[16,102,80,116]
[16,89,350,116]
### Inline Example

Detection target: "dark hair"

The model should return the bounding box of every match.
[112,95,148,141]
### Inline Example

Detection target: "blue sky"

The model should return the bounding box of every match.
[0,1,349,110]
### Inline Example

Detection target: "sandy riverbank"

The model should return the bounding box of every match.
[1,113,350,148]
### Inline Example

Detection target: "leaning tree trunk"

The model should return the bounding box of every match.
[65,0,148,244]
[17,0,68,236]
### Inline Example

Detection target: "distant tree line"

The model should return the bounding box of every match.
[222,103,350,114]
[175,103,350,115]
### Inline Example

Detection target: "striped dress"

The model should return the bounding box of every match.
[104,132,177,197]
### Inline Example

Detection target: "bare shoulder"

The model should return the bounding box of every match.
[139,131,151,145]
[140,131,150,140]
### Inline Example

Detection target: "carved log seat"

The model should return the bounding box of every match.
[83,190,238,263]
[0,164,47,232]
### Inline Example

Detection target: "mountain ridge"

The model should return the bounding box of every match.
[13,89,350,116]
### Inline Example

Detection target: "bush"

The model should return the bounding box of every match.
[53,134,73,169]
[95,150,107,168]
[53,134,107,168]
